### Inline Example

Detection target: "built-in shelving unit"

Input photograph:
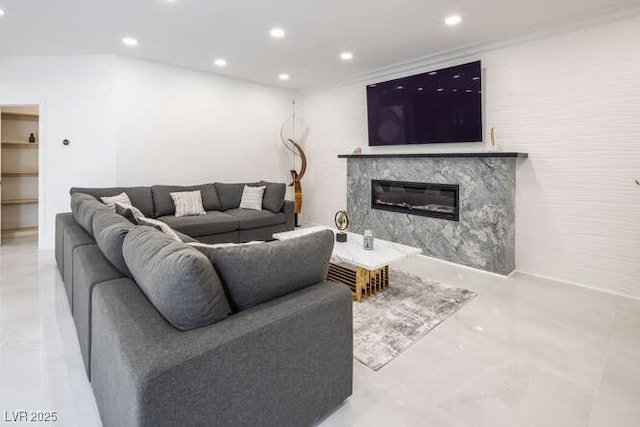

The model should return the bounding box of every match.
[0,107,39,241]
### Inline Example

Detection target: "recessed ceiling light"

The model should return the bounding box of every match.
[270,28,285,38]
[445,15,462,26]
[0,9,5,17]
[472,76,480,80]
[396,85,404,90]
[428,71,437,76]
[417,87,424,91]
[122,37,138,47]
[466,89,473,93]
[278,73,290,81]
[453,74,460,79]
[437,88,444,92]
[214,58,227,67]
[340,52,354,61]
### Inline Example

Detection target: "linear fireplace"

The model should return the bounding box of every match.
[371,179,459,221]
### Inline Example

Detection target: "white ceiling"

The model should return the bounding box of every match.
[0,0,636,89]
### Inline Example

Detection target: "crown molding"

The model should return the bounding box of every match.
[303,2,640,95]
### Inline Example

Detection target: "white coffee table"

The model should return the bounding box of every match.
[273,226,421,301]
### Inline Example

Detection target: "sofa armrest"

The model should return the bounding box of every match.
[282,199,295,228]
[91,279,353,427]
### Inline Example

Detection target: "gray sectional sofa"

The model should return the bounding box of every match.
[55,185,353,427]
[70,181,295,244]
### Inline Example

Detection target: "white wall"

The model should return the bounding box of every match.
[0,55,296,249]
[0,56,118,249]
[298,15,640,297]
[115,57,296,186]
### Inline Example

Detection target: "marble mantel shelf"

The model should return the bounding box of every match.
[337,152,528,159]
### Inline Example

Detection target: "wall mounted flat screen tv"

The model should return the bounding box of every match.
[366,61,482,146]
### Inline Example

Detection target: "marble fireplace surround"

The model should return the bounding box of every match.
[339,152,528,275]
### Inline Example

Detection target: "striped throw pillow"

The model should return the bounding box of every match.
[101,192,132,211]
[239,186,265,210]
[170,190,206,217]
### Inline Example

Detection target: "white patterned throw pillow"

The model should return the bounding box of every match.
[170,190,206,217]
[101,192,132,211]
[239,186,265,211]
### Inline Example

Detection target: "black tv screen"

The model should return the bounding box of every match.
[366,61,482,146]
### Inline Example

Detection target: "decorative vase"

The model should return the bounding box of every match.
[28,133,36,143]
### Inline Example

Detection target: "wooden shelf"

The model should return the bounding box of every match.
[1,112,39,122]
[2,226,38,239]
[1,198,38,206]
[2,172,38,177]
[1,141,39,149]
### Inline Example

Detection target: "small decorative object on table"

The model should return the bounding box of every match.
[335,210,349,242]
[352,146,362,155]
[363,229,374,251]
[28,133,36,143]
[489,127,497,151]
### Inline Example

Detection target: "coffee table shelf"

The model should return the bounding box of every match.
[273,226,421,301]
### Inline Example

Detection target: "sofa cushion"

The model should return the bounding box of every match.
[224,209,286,230]
[260,181,287,213]
[195,230,334,312]
[158,211,238,237]
[72,244,124,378]
[71,187,155,218]
[152,184,221,217]
[123,227,231,331]
[214,182,259,211]
[62,225,95,308]
[71,192,111,237]
[92,210,136,277]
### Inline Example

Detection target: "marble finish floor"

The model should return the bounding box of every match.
[1,236,639,426]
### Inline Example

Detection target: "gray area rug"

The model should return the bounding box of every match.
[353,270,476,371]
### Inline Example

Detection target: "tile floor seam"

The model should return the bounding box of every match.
[585,302,620,427]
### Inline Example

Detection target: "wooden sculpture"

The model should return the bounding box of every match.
[287,138,306,215]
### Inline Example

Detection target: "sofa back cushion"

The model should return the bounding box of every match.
[194,230,334,312]
[260,181,286,213]
[92,210,136,277]
[71,187,155,218]
[151,184,221,217]
[123,226,231,331]
[214,182,286,212]
[71,192,111,237]
[214,183,256,211]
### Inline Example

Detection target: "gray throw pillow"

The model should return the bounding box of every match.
[194,230,334,312]
[122,226,231,331]
[115,203,139,224]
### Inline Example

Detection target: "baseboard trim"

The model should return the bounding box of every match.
[514,269,640,301]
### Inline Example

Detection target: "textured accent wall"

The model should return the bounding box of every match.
[347,157,518,275]
[299,15,640,297]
